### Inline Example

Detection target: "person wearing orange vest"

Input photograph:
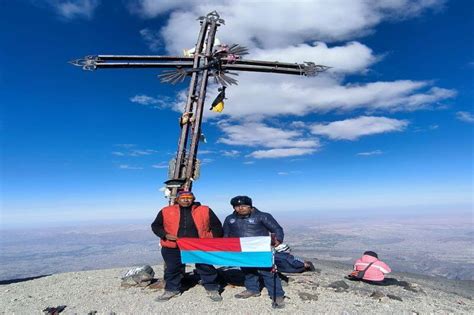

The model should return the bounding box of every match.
[151,191,223,302]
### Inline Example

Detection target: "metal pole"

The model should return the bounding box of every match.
[183,19,219,190]
[169,17,209,203]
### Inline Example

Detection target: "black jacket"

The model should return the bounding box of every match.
[223,208,284,242]
[275,252,305,273]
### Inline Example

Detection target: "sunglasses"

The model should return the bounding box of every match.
[178,197,194,201]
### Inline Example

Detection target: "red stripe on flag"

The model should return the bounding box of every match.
[177,238,242,252]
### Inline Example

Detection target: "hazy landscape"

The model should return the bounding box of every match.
[1,212,472,282]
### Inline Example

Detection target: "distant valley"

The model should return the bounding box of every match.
[1,214,472,282]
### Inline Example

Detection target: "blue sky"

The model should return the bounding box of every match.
[1,0,473,228]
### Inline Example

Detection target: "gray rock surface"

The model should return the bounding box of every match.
[1,260,472,314]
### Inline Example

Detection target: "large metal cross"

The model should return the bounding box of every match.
[71,11,329,203]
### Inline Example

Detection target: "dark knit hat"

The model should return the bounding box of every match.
[363,251,378,258]
[230,195,252,207]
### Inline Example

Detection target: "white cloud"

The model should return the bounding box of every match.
[49,0,100,19]
[216,121,320,158]
[132,0,444,52]
[290,121,306,128]
[209,76,456,119]
[130,94,174,110]
[248,148,317,159]
[220,150,240,157]
[128,0,189,18]
[310,116,408,140]
[118,164,143,170]
[140,28,161,51]
[152,162,169,169]
[129,149,158,156]
[456,111,474,123]
[198,150,215,155]
[129,1,454,122]
[201,158,214,165]
[112,147,157,157]
[127,0,453,156]
[357,150,383,156]
[218,121,319,148]
[277,171,302,175]
[130,95,156,105]
[251,41,379,74]
[115,144,135,148]
[243,161,254,165]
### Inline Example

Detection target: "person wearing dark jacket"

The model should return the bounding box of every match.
[151,191,223,302]
[274,243,316,273]
[223,195,285,308]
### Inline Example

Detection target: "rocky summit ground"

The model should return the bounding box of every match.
[1,260,473,314]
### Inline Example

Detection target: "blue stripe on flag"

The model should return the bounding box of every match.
[181,251,273,267]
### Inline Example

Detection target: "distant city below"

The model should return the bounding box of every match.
[0,213,472,282]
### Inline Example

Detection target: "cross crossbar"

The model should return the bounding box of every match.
[70,11,329,203]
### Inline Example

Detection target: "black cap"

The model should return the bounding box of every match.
[363,251,378,258]
[230,195,252,207]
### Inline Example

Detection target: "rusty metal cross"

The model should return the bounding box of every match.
[70,11,328,203]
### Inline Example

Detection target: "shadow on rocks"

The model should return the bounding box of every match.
[181,271,200,292]
[0,274,52,285]
[217,268,246,287]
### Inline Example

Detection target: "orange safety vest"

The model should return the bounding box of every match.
[160,204,213,248]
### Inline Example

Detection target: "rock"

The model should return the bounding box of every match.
[298,291,319,301]
[387,294,403,302]
[370,290,385,299]
[42,305,66,314]
[327,280,349,291]
[403,283,425,294]
[121,265,155,287]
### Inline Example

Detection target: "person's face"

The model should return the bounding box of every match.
[177,196,194,207]
[234,204,252,215]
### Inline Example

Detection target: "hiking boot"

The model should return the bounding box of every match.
[206,290,223,302]
[272,296,285,309]
[234,290,261,299]
[155,290,180,302]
